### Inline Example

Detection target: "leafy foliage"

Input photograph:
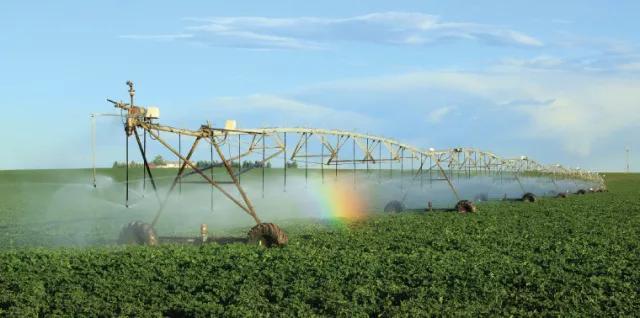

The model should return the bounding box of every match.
[0,173,639,316]
[152,155,166,166]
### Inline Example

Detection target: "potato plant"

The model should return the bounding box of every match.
[0,173,639,316]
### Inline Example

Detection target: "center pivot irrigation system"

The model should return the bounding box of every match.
[93,82,606,247]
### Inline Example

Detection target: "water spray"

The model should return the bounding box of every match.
[94,82,605,247]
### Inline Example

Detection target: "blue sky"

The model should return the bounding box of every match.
[0,0,638,171]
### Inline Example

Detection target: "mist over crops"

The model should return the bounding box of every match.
[0,168,595,249]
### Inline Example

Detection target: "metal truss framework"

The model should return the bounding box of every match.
[100,82,605,229]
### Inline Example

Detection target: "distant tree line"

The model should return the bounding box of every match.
[113,155,166,168]
[112,161,144,168]
[286,161,298,168]
[152,155,166,166]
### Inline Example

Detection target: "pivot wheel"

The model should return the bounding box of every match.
[384,200,406,213]
[118,221,158,246]
[522,192,537,203]
[455,200,477,213]
[248,223,288,248]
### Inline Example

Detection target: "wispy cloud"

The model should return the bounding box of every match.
[618,62,640,71]
[210,94,377,129]
[426,106,456,123]
[495,53,640,73]
[499,55,566,70]
[555,32,634,54]
[120,12,543,49]
[118,34,194,41]
[488,33,640,74]
[298,70,640,156]
[551,18,573,25]
[498,98,555,108]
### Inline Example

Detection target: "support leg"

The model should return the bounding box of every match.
[143,129,146,194]
[436,160,461,202]
[133,129,161,205]
[125,132,129,208]
[151,137,202,227]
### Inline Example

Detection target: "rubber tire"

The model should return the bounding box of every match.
[522,192,537,203]
[455,200,477,213]
[576,189,587,195]
[384,200,405,213]
[557,193,567,198]
[118,221,158,246]
[248,223,288,248]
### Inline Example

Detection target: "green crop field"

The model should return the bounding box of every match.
[0,171,639,316]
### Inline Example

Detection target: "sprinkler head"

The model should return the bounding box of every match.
[200,224,208,243]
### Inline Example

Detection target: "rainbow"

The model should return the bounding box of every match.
[302,179,369,225]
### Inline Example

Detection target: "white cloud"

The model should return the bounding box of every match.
[210,94,377,130]
[426,106,455,123]
[121,12,543,49]
[551,18,574,25]
[494,53,640,74]
[299,70,640,156]
[118,34,194,41]
[499,55,566,69]
[498,98,555,107]
[618,62,640,72]
[554,32,636,55]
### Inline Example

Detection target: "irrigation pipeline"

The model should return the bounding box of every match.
[95,82,606,231]
[119,122,602,184]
